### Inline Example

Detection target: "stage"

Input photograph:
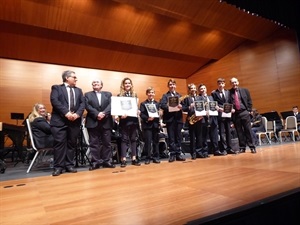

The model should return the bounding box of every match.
[1,142,300,224]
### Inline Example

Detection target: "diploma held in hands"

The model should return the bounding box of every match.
[168,96,180,112]
[222,103,233,118]
[111,96,138,117]
[208,101,218,116]
[145,104,159,118]
[195,101,206,116]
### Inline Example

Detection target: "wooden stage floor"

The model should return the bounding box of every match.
[1,142,300,225]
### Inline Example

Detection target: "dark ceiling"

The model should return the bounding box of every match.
[0,0,292,79]
[225,0,300,32]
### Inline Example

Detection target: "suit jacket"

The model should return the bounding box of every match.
[211,89,230,107]
[31,117,53,148]
[84,91,113,129]
[181,95,202,117]
[228,87,252,112]
[160,91,183,123]
[140,99,160,130]
[211,89,230,118]
[50,84,85,126]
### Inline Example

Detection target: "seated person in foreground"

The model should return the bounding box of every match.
[292,106,300,132]
[250,108,265,146]
[28,103,54,148]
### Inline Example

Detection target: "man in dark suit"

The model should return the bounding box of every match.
[292,106,300,132]
[228,77,256,153]
[50,70,85,176]
[160,79,186,162]
[211,78,236,154]
[139,87,161,164]
[85,79,115,170]
[198,84,222,157]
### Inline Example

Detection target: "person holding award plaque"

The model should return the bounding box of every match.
[182,83,203,160]
[198,84,223,157]
[211,78,236,154]
[228,77,256,153]
[139,87,161,164]
[160,79,186,162]
[117,77,141,167]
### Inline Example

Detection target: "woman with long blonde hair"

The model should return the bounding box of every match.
[28,103,53,148]
[117,77,141,167]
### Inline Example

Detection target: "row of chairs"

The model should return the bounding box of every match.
[257,116,299,146]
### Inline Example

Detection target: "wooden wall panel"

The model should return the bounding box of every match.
[187,29,300,114]
[0,59,186,124]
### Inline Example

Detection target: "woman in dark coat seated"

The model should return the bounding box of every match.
[28,103,53,149]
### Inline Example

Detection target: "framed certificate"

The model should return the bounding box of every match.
[145,104,159,118]
[194,101,206,116]
[208,101,218,116]
[111,96,138,117]
[222,103,233,118]
[168,96,180,112]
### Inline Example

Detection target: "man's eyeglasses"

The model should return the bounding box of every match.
[69,76,77,79]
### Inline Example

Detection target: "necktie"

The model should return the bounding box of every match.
[222,91,226,101]
[69,87,75,112]
[234,89,240,110]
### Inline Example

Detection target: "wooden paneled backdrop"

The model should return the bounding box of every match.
[0,29,300,124]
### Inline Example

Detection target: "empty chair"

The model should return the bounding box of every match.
[256,116,271,146]
[266,120,279,142]
[26,119,53,173]
[278,116,299,142]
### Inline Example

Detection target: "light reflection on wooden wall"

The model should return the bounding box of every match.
[0,59,187,124]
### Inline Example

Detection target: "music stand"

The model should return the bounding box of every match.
[261,111,281,121]
[280,111,294,120]
[10,113,24,125]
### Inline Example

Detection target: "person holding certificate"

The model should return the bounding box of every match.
[160,79,186,162]
[211,78,236,154]
[182,83,203,160]
[117,77,141,167]
[139,87,161,164]
[198,84,223,157]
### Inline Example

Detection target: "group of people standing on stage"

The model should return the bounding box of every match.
[29,70,295,177]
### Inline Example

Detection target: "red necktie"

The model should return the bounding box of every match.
[234,89,240,110]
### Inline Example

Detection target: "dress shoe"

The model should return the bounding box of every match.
[239,148,246,153]
[250,148,257,154]
[52,168,62,176]
[153,158,161,164]
[103,162,116,168]
[176,155,186,161]
[214,150,226,156]
[169,155,176,162]
[227,149,237,154]
[120,160,127,168]
[132,160,141,166]
[145,159,151,165]
[89,163,100,171]
[65,166,77,173]
[191,153,196,160]
[203,153,210,158]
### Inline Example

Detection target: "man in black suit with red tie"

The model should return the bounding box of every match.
[228,77,256,153]
[50,70,85,176]
[211,78,236,154]
[85,79,115,170]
